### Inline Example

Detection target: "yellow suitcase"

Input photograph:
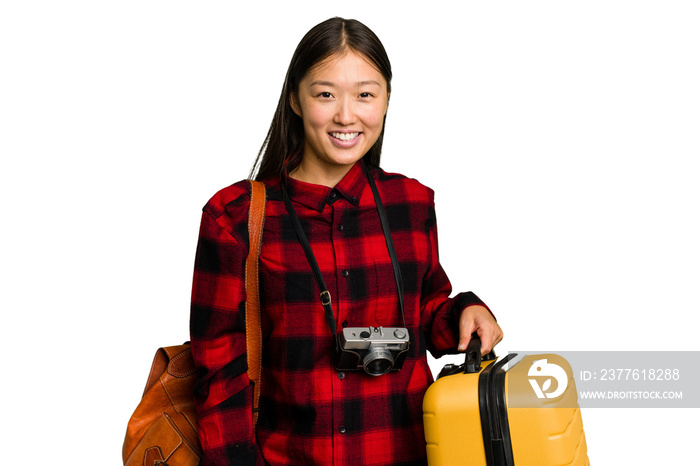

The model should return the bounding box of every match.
[423,338,589,465]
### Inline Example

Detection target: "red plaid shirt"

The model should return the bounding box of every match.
[190,162,491,465]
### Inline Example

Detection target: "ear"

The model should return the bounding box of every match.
[290,92,302,117]
[384,92,390,115]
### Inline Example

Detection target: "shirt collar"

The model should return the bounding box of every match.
[283,161,367,212]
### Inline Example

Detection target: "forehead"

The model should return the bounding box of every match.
[303,50,386,87]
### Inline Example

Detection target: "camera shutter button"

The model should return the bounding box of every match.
[360,331,371,339]
[393,329,407,339]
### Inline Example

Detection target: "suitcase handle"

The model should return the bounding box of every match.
[463,333,497,374]
[464,333,482,373]
[436,334,498,378]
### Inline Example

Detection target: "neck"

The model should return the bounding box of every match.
[288,159,356,188]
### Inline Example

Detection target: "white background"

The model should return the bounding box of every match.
[2,1,698,464]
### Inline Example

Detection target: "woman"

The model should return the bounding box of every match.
[190,17,503,465]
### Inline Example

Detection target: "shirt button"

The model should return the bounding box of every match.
[339,426,347,434]
[338,371,345,380]
[342,321,348,328]
[342,270,349,277]
[330,191,337,198]
[337,224,344,231]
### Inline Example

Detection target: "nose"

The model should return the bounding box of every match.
[334,97,356,125]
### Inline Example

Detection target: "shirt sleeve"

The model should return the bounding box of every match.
[189,208,263,465]
[419,198,495,358]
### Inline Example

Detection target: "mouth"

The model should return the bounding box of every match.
[329,131,360,142]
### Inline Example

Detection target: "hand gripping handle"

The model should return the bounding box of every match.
[463,333,497,374]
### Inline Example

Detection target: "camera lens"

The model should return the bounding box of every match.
[363,348,395,376]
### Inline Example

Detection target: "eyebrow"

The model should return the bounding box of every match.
[309,80,382,87]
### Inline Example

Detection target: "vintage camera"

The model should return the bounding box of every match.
[335,326,410,376]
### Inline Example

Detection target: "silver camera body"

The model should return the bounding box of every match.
[335,326,410,376]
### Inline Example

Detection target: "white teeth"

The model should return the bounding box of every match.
[331,132,359,141]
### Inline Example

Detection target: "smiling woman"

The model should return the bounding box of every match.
[249,17,394,183]
[189,16,502,466]
[289,50,390,187]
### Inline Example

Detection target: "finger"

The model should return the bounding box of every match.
[457,316,476,351]
[479,324,503,355]
[477,328,494,355]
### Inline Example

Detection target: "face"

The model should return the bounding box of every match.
[291,50,389,182]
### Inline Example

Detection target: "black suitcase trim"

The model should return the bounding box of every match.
[479,353,518,466]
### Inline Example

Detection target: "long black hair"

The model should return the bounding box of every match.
[250,17,392,181]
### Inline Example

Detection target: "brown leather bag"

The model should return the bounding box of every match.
[122,180,267,466]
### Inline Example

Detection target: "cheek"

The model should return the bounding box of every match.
[302,105,332,134]
[361,107,386,131]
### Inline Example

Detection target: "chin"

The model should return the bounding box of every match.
[325,152,365,167]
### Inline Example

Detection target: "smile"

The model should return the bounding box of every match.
[330,132,360,142]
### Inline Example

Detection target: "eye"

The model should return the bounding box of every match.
[317,92,333,99]
[359,92,373,99]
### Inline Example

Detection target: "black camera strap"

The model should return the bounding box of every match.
[281,162,406,344]
[281,175,339,347]
[362,162,406,328]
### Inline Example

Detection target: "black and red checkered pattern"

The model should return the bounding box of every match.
[190,161,491,465]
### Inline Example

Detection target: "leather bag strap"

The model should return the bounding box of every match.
[245,180,266,428]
